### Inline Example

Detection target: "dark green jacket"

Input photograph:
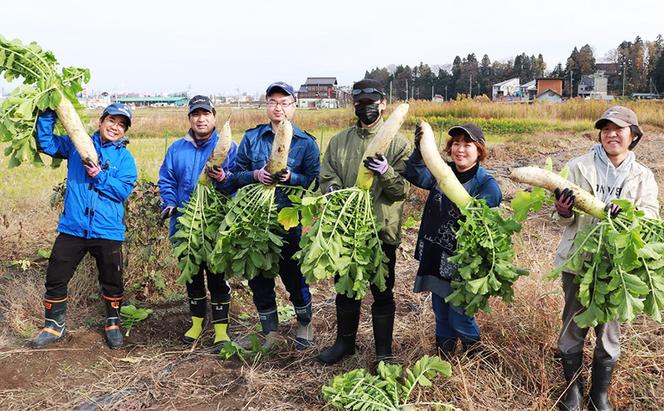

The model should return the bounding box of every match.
[319,120,412,245]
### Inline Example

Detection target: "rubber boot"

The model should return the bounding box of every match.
[103,295,123,349]
[461,337,482,357]
[318,301,361,365]
[436,336,456,361]
[258,307,280,350]
[32,297,67,348]
[589,358,616,411]
[210,294,231,353]
[558,352,584,411]
[294,301,314,351]
[182,295,207,344]
[372,303,396,364]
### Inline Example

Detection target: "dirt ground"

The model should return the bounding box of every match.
[1,131,663,410]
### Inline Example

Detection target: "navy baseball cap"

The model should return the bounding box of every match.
[102,103,133,128]
[188,95,216,115]
[266,81,296,99]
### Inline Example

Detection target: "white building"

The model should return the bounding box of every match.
[492,78,520,100]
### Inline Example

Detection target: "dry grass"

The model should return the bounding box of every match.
[1,112,663,410]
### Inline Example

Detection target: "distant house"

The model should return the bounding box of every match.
[519,80,537,101]
[535,78,564,102]
[537,89,563,103]
[297,77,339,108]
[578,72,608,98]
[114,96,188,107]
[492,78,520,100]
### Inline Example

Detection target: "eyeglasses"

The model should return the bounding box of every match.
[266,100,294,108]
[351,87,385,96]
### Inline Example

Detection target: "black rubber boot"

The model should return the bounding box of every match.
[182,295,207,344]
[461,337,482,357]
[558,352,584,411]
[32,298,67,348]
[103,295,123,349]
[372,303,396,364]
[436,336,456,361]
[210,294,231,353]
[294,301,314,351]
[589,358,615,411]
[318,301,361,365]
[258,306,280,350]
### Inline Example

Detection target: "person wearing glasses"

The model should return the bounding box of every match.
[318,78,411,365]
[229,81,320,351]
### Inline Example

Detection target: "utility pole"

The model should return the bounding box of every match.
[431,85,434,100]
[622,66,626,97]
[569,71,573,98]
[406,79,408,100]
[389,81,393,104]
[445,85,448,101]
[469,75,472,97]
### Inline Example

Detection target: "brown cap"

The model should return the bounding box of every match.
[595,106,640,130]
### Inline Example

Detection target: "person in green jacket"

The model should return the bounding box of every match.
[317,79,411,365]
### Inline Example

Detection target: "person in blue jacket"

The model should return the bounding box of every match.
[158,95,237,351]
[403,123,501,358]
[230,81,320,350]
[31,103,138,350]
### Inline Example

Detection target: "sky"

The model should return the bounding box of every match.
[2,0,663,96]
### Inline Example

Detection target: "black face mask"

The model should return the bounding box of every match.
[354,102,381,125]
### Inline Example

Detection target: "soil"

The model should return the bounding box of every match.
[1,131,663,410]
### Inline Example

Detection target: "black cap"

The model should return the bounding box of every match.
[352,79,385,102]
[448,123,486,146]
[188,95,215,115]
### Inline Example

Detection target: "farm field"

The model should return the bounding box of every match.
[1,100,664,410]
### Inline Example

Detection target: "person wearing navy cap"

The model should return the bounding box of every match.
[31,103,138,349]
[229,81,320,351]
[158,95,238,351]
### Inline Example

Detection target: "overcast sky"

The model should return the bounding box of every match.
[2,0,662,96]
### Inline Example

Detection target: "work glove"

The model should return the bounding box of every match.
[84,163,101,178]
[273,168,291,183]
[553,188,575,218]
[253,166,274,185]
[414,123,423,151]
[604,203,622,218]
[206,165,226,182]
[160,206,176,220]
[326,184,339,194]
[363,153,389,175]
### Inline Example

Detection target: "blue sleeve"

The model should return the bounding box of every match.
[229,134,256,188]
[289,138,320,189]
[402,149,437,190]
[477,176,502,208]
[158,145,179,209]
[92,151,137,202]
[214,141,238,194]
[35,110,74,159]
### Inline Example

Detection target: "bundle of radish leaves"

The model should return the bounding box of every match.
[209,119,299,280]
[0,36,94,167]
[278,104,409,299]
[417,121,537,316]
[510,166,664,327]
[171,120,233,285]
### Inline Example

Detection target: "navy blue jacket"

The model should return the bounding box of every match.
[36,112,137,241]
[230,123,320,208]
[158,130,238,237]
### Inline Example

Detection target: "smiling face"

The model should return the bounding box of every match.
[449,134,480,172]
[599,121,634,166]
[266,91,296,125]
[98,115,129,143]
[188,108,216,139]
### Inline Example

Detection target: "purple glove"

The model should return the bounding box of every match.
[160,206,176,220]
[553,188,575,218]
[273,168,291,183]
[363,153,389,175]
[326,184,339,194]
[605,203,621,218]
[253,166,274,185]
[206,166,226,182]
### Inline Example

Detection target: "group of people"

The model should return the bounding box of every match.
[30,76,659,410]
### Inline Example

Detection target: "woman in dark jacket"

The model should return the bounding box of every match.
[403,123,501,357]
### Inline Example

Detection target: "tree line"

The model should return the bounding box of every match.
[364,35,664,100]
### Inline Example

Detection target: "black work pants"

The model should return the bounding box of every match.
[185,263,231,301]
[45,233,124,300]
